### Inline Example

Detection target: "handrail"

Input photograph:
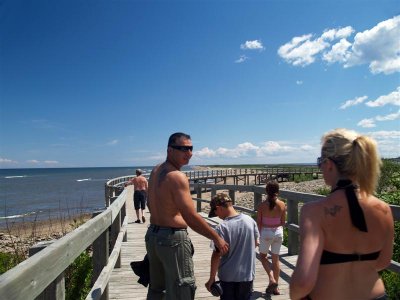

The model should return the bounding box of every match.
[0,184,129,300]
[190,182,400,275]
[1,175,395,300]
[183,167,321,180]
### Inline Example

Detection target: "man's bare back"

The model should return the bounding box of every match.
[132,175,148,191]
[147,161,190,228]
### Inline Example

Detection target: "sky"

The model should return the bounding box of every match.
[0,0,399,168]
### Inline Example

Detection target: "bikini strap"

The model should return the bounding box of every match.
[331,179,368,232]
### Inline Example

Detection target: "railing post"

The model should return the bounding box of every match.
[254,191,262,211]
[211,187,216,198]
[29,241,64,300]
[122,201,127,242]
[196,184,202,212]
[287,199,299,255]
[105,184,111,207]
[92,210,109,300]
[229,189,235,205]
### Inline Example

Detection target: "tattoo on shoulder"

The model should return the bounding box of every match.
[158,164,169,186]
[324,205,342,217]
[374,204,388,215]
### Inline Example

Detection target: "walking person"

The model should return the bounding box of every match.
[290,128,394,300]
[145,132,229,300]
[256,180,286,295]
[126,169,148,223]
[205,193,260,300]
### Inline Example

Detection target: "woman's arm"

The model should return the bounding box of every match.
[376,201,394,271]
[290,203,324,300]
[280,200,287,226]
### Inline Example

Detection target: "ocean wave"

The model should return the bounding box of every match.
[76,178,91,182]
[4,175,27,179]
[0,211,40,220]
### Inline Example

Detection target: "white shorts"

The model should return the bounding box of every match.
[259,226,283,255]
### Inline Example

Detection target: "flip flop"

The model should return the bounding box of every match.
[265,283,278,294]
[273,285,280,295]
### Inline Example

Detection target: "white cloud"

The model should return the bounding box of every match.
[278,34,329,66]
[358,118,376,128]
[357,110,400,128]
[195,147,216,158]
[107,139,119,146]
[368,130,400,139]
[367,130,400,158]
[44,160,59,164]
[240,40,265,51]
[278,15,400,74]
[0,157,17,164]
[366,87,400,107]
[195,140,312,159]
[323,38,352,64]
[340,95,368,109]
[27,160,40,164]
[375,110,400,121]
[235,55,249,63]
[321,26,354,41]
[345,15,400,74]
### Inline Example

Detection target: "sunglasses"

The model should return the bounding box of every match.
[317,156,338,168]
[317,157,326,168]
[169,145,193,152]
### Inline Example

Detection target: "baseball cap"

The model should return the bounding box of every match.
[208,193,232,218]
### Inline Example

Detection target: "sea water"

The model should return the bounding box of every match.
[0,166,194,228]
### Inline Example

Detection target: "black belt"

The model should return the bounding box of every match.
[149,224,187,233]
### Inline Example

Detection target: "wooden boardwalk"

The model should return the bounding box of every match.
[109,188,297,300]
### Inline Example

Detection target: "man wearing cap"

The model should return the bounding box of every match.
[126,169,148,223]
[145,132,229,300]
[205,193,260,300]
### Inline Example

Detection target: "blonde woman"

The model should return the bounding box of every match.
[256,180,286,295]
[290,128,394,300]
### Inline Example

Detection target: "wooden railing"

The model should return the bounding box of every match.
[191,182,400,274]
[1,176,397,300]
[184,167,321,181]
[0,178,128,300]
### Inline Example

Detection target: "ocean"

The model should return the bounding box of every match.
[0,166,194,228]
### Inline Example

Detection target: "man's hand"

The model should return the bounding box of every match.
[205,277,215,292]
[214,237,229,255]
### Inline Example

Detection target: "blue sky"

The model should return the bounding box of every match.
[1,0,399,168]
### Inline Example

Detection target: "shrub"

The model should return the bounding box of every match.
[0,252,20,275]
[65,250,93,300]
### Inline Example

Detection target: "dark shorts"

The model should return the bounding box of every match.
[220,281,253,300]
[134,190,146,210]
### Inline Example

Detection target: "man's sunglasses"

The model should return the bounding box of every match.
[169,145,193,152]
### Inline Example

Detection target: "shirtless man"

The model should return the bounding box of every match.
[126,169,148,223]
[145,132,229,300]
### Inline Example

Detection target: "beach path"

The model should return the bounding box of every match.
[108,187,297,300]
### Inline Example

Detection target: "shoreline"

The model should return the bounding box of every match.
[0,178,328,255]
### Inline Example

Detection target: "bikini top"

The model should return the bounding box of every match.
[320,179,380,265]
[262,216,281,227]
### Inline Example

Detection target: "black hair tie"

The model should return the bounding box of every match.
[331,179,368,232]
